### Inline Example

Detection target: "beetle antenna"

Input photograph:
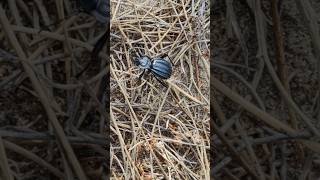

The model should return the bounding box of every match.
[128,47,139,57]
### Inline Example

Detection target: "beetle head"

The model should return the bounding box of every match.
[136,57,151,69]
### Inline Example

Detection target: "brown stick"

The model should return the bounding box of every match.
[271,0,298,129]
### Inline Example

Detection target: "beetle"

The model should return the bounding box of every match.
[129,49,173,87]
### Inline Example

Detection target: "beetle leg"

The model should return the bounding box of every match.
[139,69,145,80]
[160,54,168,58]
[154,76,168,88]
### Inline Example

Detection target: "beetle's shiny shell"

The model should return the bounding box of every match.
[151,58,172,79]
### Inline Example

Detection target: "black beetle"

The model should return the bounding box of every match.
[129,49,173,87]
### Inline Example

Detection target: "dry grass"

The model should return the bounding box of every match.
[109,0,210,179]
[0,0,107,179]
[213,0,320,179]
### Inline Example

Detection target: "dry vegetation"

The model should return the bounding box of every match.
[0,0,108,179]
[213,0,320,179]
[110,0,210,179]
